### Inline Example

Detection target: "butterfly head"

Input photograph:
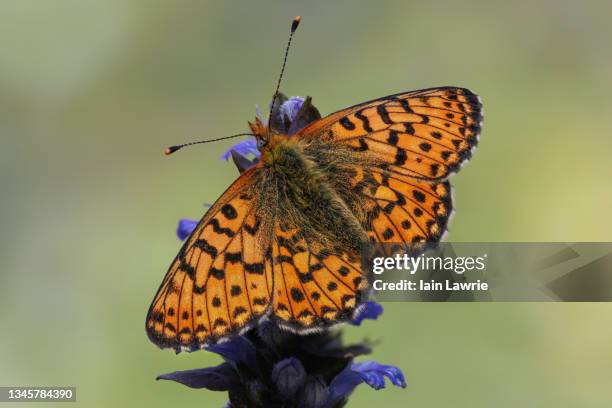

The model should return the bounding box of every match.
[236,16,315,155]
[247,120,286,159]
[248,116,268,144]
[248,94,322,152]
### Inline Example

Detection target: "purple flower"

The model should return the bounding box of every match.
[206,335,260,374]
[176,219,198,240]
[220,138,259,161]
[157,320,406,408]
[272,358,307,398]
[352,301,384,326]
[156,363,238,391]
[327,361,407,406]
[279,96,305,123]
[220,95,314,163]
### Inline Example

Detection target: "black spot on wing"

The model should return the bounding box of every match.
[299,272,314,283]
[387,130,399,145]
[382,228,394,240]
[209,218,235,237]
[224,252,242,264]
[290,287,305,302]
[395,149,407,165]
[358,138,369,151]
[213,318,228,328]
[355,110,373,132]
[404,123,415,135]
[232,307,247,319]
[430,164,440,176]
[412,190,426,203]
[377,105,393,125]
[221,204,238,220]
[339,117,356,130]
[419,142,432,152]
[397,98,413,113]
[193,239,218,258]
[244,219,260,235]
[180,260,196,280]
[209,267,225,280]
[230,285,242,297]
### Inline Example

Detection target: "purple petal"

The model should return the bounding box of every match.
[287,96,321,135]
[230,150,258,173]
[221,138,259,161]
[156,362,239,391]
[352,361,407,389]
[352,301,383,326]
[177,219,198,240]
[327,360,406,406]
[206,336,259,372]
[271,358,306,398]
[279,96,305,123]
[298,376,329,408]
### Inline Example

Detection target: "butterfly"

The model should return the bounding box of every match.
[146,16,483,351]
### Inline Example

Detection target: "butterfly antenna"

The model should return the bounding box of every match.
[164,133,256,155]
[267,16,301,129]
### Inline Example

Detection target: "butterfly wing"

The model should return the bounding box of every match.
[296,87,482,181]
[148,87,482,349]
[146,166,274,351]
[146,166,367,349]
[357,169,453,245]
[295,86,481,244]
[269,220,366,333]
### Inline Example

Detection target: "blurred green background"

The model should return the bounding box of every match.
[1,0,612,407]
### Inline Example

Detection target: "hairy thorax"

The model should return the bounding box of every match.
[257,134,367,254]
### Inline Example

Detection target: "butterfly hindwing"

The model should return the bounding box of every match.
[361,169,453,245]
[270,222,366,332]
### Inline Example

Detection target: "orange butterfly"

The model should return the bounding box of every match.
[146,16,482,351]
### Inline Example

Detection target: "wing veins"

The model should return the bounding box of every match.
[370,168,446,201]
[239,226,254,316]
[304,241,342,310]
[200,205,256,290]
[292,250,317,319]
[363,137,448,166]
[275,240,296,320]
[366,195,427,237]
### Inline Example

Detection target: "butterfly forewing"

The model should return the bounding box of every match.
[146,167,273,350]
[294,86,481,247]
[147,168,368,349]
[296,87,482,181]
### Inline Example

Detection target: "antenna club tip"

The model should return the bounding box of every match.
[291,16,301,32]
[165,146,180,155]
